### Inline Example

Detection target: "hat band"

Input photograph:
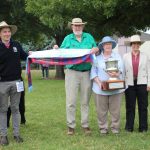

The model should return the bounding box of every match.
[72,22,84,24]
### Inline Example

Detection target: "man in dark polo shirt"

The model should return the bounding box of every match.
[0,21,28,145]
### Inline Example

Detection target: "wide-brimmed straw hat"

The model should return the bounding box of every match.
[98,36,117,51]
[0,21,17,35]
[124,35,144,46]
[68,18,87,28]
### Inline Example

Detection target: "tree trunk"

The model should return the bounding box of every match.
[54,33,65,79]
[55,65,65,79]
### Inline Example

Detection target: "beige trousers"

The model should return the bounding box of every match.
[94,93,122,132]
[65,69,92,128]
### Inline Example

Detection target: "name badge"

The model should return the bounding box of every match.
[13,47,18,52]
[16,81,24,92]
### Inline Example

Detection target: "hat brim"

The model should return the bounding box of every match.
[98,40,117,51]
[68,22,87,28]
[124,40,145,46]
[0,25,17,35]
[71,22,87,25]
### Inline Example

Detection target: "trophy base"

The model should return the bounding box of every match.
[102,80,125,91]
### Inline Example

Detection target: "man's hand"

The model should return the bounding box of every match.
[28,51,32,55]
[147,86,150,91]
[90,47,99,54]
[53,45,59,49]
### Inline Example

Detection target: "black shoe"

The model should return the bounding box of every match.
[7,123,10,128]
[0,136,9,146]
[21,121,26,125]
[20,116,26,125]
[139,129,147,133]
[125,128,133,132]
[14,136,23,143]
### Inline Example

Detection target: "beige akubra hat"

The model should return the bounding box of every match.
[0,21,17,35]
[124,35,144,46]
[68,18,87,28]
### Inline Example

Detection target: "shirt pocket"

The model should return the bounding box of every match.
[82,43,93,49]
[70,44,79,48]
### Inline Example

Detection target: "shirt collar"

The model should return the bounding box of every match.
[132,51,140,57]
[101,51,114,60]
[0,38,13,47]
[71,32,86,40]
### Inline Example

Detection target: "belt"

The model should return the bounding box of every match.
[69,69,90,72]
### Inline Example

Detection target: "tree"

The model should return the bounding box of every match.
[25,0,150,38]
[0,0,53,49]
[25,0,74,79]
[2,0,150,78]
[25,0,150,78]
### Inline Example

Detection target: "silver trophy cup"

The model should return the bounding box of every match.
[101,59,125,90]
[105,59,118,80]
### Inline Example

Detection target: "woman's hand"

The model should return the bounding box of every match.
[101,81,107,90]
[94,77,101,89]
[107,71,119,78]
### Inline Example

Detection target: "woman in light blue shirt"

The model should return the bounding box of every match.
[90,36,124,134]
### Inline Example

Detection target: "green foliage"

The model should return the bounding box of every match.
[26,0,69,33]
[25,0,150,78]
[1,0,150,47]
[25,0,150,40]
[0,0,52,48]
[1,0,150,78]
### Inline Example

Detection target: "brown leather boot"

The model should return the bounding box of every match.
[67,127,75,135]
[82,127,91,135]
[0,136,9,146]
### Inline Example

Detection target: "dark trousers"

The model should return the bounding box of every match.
[42,67,49,78]
[7,84,26,127]
[125,80,148,131]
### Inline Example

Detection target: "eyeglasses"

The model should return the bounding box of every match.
[72,25,83,27]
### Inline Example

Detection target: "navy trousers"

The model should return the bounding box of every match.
[125,80,148,132]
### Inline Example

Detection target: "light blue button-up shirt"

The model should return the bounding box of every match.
[90,51,125,95]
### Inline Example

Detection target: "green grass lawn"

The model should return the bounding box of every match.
[1,70,150,150]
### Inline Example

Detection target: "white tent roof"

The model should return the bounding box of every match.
[140,41,150,58]
[113,32,150,59]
